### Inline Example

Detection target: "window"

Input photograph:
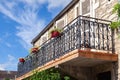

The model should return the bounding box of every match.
[67,9,75,23]
[56,18,65,29]
[76,7,79,17]
[82,0,90,15]
[95,0,99,3]
[42,37,47,43]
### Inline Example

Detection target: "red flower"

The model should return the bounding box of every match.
[19,58,25,63]
[31,47,39,53]
[51,31,60,38]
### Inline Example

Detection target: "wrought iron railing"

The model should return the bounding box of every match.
[17,15,115,77]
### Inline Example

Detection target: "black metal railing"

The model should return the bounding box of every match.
[17,15,115,77]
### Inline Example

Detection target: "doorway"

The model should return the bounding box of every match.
[97,71,111,80]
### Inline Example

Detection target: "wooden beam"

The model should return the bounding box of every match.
[78,49,118,61]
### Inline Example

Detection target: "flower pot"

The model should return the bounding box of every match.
[31,47,38,53]
[51,31,60,38]
[19,58,25,63]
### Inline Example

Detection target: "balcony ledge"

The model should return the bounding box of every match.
[16,48,118,80]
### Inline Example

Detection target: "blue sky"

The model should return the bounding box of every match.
[0,0,71,71]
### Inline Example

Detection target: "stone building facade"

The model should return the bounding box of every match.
[32,0,118,47]
[17,0,120,80]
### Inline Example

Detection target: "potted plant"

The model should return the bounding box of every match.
[19,58,25,63]
[30,46,39,54]
[50,28,62,38]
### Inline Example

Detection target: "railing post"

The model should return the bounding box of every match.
[76,17,81,49]
[53,39,56,60]
[112,29,115,53]
[41,46,45,65]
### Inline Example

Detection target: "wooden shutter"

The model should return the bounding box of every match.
[56,19,65,29]
[82,0,90,15]
[42,36,47,43]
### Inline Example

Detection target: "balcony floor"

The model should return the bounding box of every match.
[48,48,118,67]
[62,49,118,67]
[16,49,118,80]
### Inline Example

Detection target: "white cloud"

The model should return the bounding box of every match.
[8,54,15,61]
[0,54,17,71]
[18,0,47,8]
[0,67,5,70]
[0,0,45,48]
[47,0,71,10]
[0,0,72,49]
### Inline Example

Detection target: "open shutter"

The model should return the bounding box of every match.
[56,18,65,29]
[42,36,47,44]
[82,0,90,15]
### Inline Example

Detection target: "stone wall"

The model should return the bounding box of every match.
[67,8,75,24]
[95,1,120,79]
[60,65,93,80]
[93,63,116,80]
[34,38,40,47]
[115,33,120,80]
[34,31,48,47]
[60,63,115,80]
[95,0,117,21]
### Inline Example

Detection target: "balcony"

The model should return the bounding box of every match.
[17,15,118,79]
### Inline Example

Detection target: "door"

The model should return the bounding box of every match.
[80,0,97,48]
[97,71,111,80]
[79,0,91,47]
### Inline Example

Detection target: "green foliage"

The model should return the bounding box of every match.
[109,21,120,29]
[110,3,120,29]
[49,27,62,34]
[4,78,10,80]
[112,3,120,17]
[64,76,70,80]
[51,28,62,33]
[48,27,62,38]
[24,68,70,80]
